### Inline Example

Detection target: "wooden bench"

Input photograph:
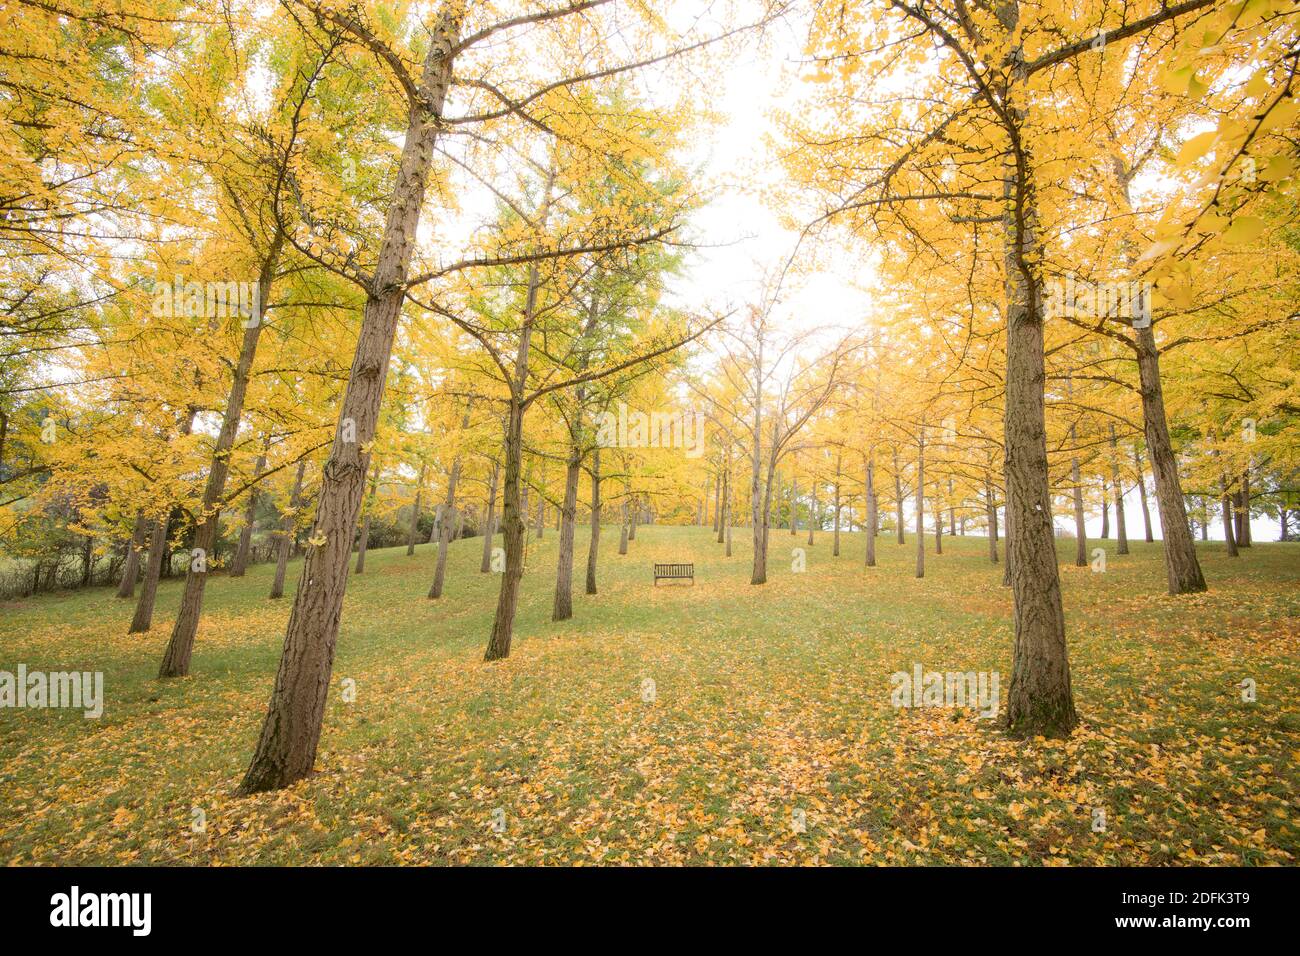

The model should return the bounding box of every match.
[653,562,694,586]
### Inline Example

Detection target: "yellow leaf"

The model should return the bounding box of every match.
[1221,215,1265,244]
[1175,131,1217,168]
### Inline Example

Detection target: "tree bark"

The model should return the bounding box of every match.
[1133,445,1154,542]
[1070,426,1087,567]
[428,404,472,598]
[130,516,170,633]
[725,499,733,556]
[405,461,426,556]
[480,460,500,573]
[132,411,196,632]
[1221,475,1239,557]
[354,461,378,574]
[716,467,728,544]
[586,447,600,595]
[712,469,721,534]
[832,477,840,556]
[1110,426,1128,554]
[160,232,284,678]
[809,482,818,546]
[1134,324,1206,592]
[238,14,458,793]
[485,403,526,659]
[230,448,268,577]
[789,475,798,535]
[271,460,306,600]
[619,499,629,555]
[534,484,545,539]
[915,428,925,578]
[1099,479,1110,539]
[1237,471,1252,547]
[894,447,905,544]
[934,489,942,555]
[116,511,148,599]
[552,443,582,621]
[986,480,999,564]
[999,19,1077,735]
[865,452,877,567]
[947,478,956,537]
[484,162,559,660]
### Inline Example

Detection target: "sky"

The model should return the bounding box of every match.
[404,1,1280,543]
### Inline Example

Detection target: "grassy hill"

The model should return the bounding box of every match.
[1,526,1296,865]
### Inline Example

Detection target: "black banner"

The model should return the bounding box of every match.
[0,866,1286,942]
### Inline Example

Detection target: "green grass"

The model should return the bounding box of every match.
[1,525,1297,865]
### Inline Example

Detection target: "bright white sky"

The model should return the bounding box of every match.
[428,1,1277,542]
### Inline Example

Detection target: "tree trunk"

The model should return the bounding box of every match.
[934,490,942,556]
[271,460,306,600]
[999,43,1077,735]
[132,412,196,632]
[1099,483,1110,539]
[480,460,500,573]
[1107,426,1129,555]
[725,500,733,557]
[116,511,148,598]
[485,404,526,660]
[894,448,905,544]
[1237,471,1252,547]
[1133,445,1154,542]
[986,481,999,564]
[809,482,817,546]
[405,461,426,556]
[790,476,798,535]
[619,499,629,555]
[712,470,721,534]
[428,457,463,600]
[947,478,956,537]
[1134,324,1206,592]
[716,468,728,544]
[231,449,268,577]
[915,428,925,578]
[552,444,582,621]
[237,15,458,793]
[865,452,877,567]
[160,233,284,678]
[1001,489,1013,587]
[749,341,768,584]
[832,480,840,556]
[1070,429,1087,567]
[79,533,93,587]
[483,160,560,660]
[354,461,378,575]
[129,515,170,633]
[586,448,600,595]
[1221,475,1239,557]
